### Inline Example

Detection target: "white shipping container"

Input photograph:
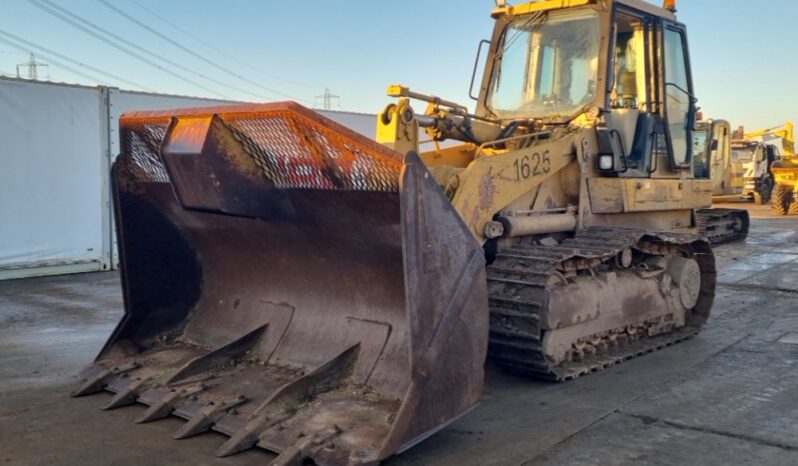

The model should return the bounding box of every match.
[0,79,105,279]
[0,77,378,280]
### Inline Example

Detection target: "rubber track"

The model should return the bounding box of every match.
[487,228,716,381]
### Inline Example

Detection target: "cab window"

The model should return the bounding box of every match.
[663,28,693,167]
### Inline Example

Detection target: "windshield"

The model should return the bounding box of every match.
[692,128,709,161]
[732,147,755,163]
[486,9,601,120]
[692,127,710,178]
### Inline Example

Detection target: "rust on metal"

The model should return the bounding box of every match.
[75,102,489,465]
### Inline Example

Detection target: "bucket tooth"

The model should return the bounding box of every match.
[102,376,150,410]
[269,428,340,466]
[72,369,111,397]
[172,395,248,439]
[218,346,358,457]
[216,422,273,458]
[135,383,205,424]
[267,437,313,466]
[72,362,139,397]
[268,443,306,466]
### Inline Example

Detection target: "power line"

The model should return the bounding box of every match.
[127,0,317,90]
[35,0,264,99]
[28,0,282,100]
[27,0,227,98]
[0,29,155,91]
[97,0,313,104]
[0,36,109,85]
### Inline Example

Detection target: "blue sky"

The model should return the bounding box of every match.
[0,0,795,129]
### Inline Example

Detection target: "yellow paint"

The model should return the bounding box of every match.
[420,144,477,168]
[492,0,592,17]
[773,169,796,186]
[386,84,408,98]
[589,178,712,213]
[744,122,794,155]
[375,98,418,156]
[450,132,580,241]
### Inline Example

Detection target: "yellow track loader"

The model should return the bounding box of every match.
[684,119,752,239]
[74,1,747,464]
[693,118,772,219]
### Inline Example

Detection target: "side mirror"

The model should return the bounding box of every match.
[469,40,491,101]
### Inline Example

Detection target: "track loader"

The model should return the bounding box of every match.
[694,119,776,205]
[74,1,746,464]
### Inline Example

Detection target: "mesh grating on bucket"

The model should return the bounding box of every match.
[119,103,403,191]
[229,112,401,191]
[121,123,171,184]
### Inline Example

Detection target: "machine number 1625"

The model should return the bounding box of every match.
[513,151,551,181]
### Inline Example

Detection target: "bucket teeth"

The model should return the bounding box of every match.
[268,438,313,466]
[172,395,248,439]
[102,376,150,410]
[216,417,282,458]
[135,383,205,424]
[72,369,111,397]
[268,428,340,466]
[72,362,139,397]
[216,426,258,458]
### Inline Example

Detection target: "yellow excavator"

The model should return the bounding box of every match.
[741,122,798,215]
[73,1,747,464]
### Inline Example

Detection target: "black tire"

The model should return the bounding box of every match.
[757,176,773,205]
[771,184,793,215]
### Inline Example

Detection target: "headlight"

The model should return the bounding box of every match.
[598,154,614,171]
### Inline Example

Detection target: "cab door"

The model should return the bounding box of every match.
[708,122,734,195]
[661,23,696,170]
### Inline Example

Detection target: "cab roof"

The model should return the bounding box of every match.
[493,0,676,22]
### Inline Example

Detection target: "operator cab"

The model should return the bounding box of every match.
[693,119,731,181]
[604,1,696,178]
[481,0,696,179]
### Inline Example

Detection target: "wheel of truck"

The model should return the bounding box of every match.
[771,184,793,215]
[756,176,773,205]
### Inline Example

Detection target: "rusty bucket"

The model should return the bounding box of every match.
[73,102,488,465]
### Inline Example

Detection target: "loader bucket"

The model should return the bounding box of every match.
[74,102,488,465]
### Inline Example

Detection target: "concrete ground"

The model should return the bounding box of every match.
[1,203,797,466]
